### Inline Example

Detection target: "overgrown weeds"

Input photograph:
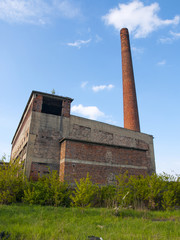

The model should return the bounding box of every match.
[0,156,179,210]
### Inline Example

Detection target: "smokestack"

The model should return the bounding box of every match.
[120,28,140,132]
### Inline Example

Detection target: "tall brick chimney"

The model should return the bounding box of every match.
[120,28,140,132]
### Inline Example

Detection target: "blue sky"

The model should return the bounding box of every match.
[0,0,179,175]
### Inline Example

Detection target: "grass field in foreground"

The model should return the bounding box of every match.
[0,205,180,240]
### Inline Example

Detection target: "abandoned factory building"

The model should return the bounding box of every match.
[10,28,155,184]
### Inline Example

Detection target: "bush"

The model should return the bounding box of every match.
[1,153,179,210]
[99,185,117,207]
[23,170,71,207]
[161,173,180,210]
[116,171,132,208]
[0,156,25,204]
[71,173,99,207]
[115,172,180,210]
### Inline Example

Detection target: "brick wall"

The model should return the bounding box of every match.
[30,162,59,181]
[60,139,150,184]
[120,28,140,132]
[32,95,43,112]
[62,100,71,118]
[62,162,147,184]
[32,94,71,118]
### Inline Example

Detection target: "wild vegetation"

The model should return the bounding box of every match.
[0,156,180,210]
[0,156,180,239]
[0,205,180,240]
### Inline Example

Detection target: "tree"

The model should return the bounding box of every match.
[51,89,55,94]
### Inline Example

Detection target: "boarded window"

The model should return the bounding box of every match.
[42,96,62,116]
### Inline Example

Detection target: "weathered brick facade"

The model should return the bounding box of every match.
[10,90,155,185]
[59,139,150,184]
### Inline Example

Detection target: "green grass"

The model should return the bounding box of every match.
[0,205,180,240]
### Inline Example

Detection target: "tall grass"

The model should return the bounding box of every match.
[0,205,180,240]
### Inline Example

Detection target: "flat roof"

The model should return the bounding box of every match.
[31,90,73,102]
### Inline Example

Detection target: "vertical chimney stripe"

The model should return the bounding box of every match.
[120,28,140,132]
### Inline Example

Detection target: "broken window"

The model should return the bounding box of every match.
[42,96,62,116]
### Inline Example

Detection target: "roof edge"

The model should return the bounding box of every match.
[31,90,74,102]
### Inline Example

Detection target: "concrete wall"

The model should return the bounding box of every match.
[67,115,154,167]
[11,97,33,162]
[26,111,62,178]
[11,91,73,179]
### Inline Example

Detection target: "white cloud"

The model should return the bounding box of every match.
[92,84,114,92]
[95,34,102,43]
[102,0,180,38]
[157,60,166,66]
[81,81,88,88]
[67,39,91,48]
[0,0,80,24]
[132,46,144,54]
[71,104,104,120]
[53,0,80,18]
[170,31,180,38]
[159,30,180,43]
[0,0,49,24]
[159,37,173,44]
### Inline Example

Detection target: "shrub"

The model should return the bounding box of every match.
[161,173,180,210]
[23,170,71,207]
[115,171,180,210]
[116,171,132,208]
[127,174,149,209]
[99,185,117,207]
[71,173,99,207]
[1,153,179,210]
[146,173,167,210]
[0,156,25,204]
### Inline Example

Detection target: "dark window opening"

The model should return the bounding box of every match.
[42,96,62,116]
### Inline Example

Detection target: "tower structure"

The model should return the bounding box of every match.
[120,28,140,132]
